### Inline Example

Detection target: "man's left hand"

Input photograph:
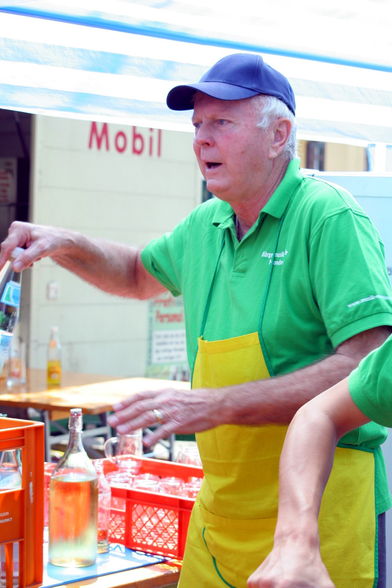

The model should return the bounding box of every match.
[107,386,222,445]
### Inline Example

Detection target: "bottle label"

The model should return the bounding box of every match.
[0,281,21,308]
[0,331,12,375]
[47,360,62,386]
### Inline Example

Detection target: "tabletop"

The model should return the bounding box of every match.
[0,371,187,586]
[43,560,181,588]
[0,369,190,414]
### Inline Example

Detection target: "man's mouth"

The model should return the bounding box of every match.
[206,162,221,169]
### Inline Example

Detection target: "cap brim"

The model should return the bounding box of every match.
[166,82,259,110]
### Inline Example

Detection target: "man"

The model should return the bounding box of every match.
[249,334,392,587]
[1,53,392,586]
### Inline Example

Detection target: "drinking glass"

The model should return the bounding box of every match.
[104,430,143,485]
[103,430,143,459]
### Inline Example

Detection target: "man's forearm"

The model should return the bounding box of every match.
[221,325,391,426]
[1,221,165,300]
[51,233,145,297]
[272,379,370,545]
[221,352,361,425]
[246,403,340,588]
[274,404,338,540]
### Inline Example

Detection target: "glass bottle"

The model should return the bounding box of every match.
[0,448,22,586]
[0,247,23,378]
[0,449,22,491]
[48,408,98,567]
[6,321,27,388]
[94,459,111,553]
[47,326,62,387]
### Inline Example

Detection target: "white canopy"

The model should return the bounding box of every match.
[0,1,391,145]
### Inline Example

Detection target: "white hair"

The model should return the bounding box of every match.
[253,95,297,159]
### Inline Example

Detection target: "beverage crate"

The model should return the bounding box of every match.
[103,456,203,559]
[0,416,44,588]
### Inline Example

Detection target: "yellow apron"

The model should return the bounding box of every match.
[178,231,378,587]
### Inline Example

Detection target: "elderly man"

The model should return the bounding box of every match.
[1,53,392,587]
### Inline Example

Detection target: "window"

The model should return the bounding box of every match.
[306,141,325,171]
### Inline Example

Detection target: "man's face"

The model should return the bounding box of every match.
[192,94,272,204]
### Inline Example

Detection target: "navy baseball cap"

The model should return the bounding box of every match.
[166,53,296,115]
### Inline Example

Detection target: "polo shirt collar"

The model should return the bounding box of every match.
[211,158,303,230]
[262,158,302,219]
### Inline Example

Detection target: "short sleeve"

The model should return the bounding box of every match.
[310,208,392,347]
[349,335,392,427]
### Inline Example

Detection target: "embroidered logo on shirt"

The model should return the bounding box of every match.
[347,294,392,308]
[261,250,288,265]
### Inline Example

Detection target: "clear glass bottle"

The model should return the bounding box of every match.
[94,459,111,553]
[6,321,27,388]
[0,448,22,586]
[47,326,62,387]
[48,408,98,567]
[0,248,23,378]
[0,449,22,491]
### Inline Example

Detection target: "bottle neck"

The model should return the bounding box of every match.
[67,429,87,453]
[55,410,95,474]
[65,408,86,454]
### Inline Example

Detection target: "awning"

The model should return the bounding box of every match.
[0,1,391,145]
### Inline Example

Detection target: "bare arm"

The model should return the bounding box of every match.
[108,325,391,444]
[276,380,369,532]
[221,326,391,424]
[246,380,369,587]
[0,221,165,299]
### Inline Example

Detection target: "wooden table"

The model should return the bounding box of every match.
[44,560,181,588]
[0,369,189,460]
[0,371,187,586]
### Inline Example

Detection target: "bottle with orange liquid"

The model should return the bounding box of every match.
[47,326,62,387]
[48,408,98,567]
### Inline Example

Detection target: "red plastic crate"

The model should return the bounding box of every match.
[103,456,203,559]
[0,417,44,588]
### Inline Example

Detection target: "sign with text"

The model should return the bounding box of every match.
[146,291,189,381]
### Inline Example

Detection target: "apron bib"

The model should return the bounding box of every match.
[179,220,377,588]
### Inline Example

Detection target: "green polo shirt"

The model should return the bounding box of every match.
[350,335,392,427]
[142,158,392,511]
[142,159,392,374]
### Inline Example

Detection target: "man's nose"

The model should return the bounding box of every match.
[194,125,213,146]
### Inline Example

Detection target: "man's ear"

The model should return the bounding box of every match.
[269,118,292,158]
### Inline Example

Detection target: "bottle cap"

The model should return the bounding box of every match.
[69,408,83,431]
[10,247,25,260]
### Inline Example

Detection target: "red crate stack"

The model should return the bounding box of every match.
[0,417,44,588]
[103,456,203,559]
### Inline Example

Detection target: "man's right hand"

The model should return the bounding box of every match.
[0,220,74,271]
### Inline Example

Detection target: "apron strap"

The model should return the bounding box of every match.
[257,213,286,376]
[199,237,226,337]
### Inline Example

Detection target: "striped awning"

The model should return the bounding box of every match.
[0,1,391,145]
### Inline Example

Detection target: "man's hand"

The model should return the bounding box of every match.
[107,386,223,445]
[247,542,335,588]
[0,220,75,270]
